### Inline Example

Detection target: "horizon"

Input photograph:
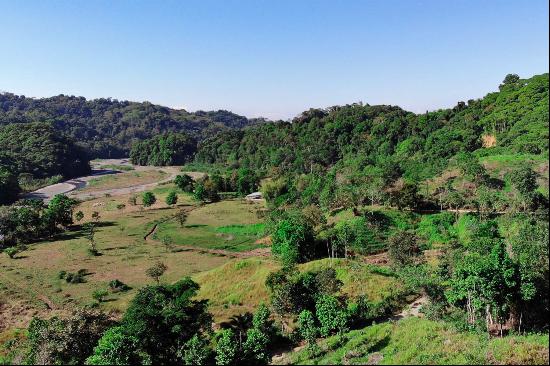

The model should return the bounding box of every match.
[1,70,548,121]
[1,0,548,120]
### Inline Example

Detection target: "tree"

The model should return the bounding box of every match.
[174,174,195,193]
[83,223,98,255]
[166,191,178,206]
[271,216,315,267]
[235,168,259,196]
[500,73,520,88]
[26,310,113,365]
[446,240,522,335]
[510,166,538,210]
[0,167,20,205]
[122,278,211,364]
[4,246,19,259]
[387,230,421,267]
[251,303,274,337]
[175,209,188,228]
[315,295,348,337]
[179,334,213,366]
[455,152,488,184]
[42,194,78,232]
[389,182,420,210]
[215,329,238,365]
[222,313,253,347]
[142,192,156,207]
[86,326,149,365]
[145,261,167,284]
[242,328,269,365]
[298,310,318,354]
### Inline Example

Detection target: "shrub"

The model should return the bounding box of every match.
[92,289,108,303]
[86,326,149,365]
[145,261,167,284]
[215,329,238,365]
[166,191,178,206]
[142,192,156,207]
[109,279,131,292]
[315,295,349,337]
[4,247,18,259]
[179,334,212,365]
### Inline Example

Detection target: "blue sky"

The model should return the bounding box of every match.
[0,0,548,120]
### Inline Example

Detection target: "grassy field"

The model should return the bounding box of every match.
[154,199,267,252]
[279,317,549,365]
[81,169,168,192]
[0,190,269,331]
[194,257,402,323]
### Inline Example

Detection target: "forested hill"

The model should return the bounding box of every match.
[196,73,549,179]
[0,93,267,158]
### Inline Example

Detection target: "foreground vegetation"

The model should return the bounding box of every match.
[0,73,548,365]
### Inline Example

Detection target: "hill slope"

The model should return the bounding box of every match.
[0,93,266,158]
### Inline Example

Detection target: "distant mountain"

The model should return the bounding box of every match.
[0,93,267,158]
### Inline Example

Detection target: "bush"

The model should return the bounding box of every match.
[271,216,315,267]
[142,192,156,207]
[179,334,213,365]
[315,295,348,337]
[65,269,88,284]
[166,191,178,206]
[86,326,149,365]
[4,247,18,259]
[387,230,421,267]
[109,279,131,292]
[92,289,108,303]
[215,329,238,365]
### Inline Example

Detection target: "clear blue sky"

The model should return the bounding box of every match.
[1,0,548,120]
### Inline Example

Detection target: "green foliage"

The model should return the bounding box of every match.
[122,277,212,364]
[242,328,270,365]
[86,326,149,365]
[174,174,195,192]
[75,210,84,222]
[215,329,238,365]
[108,279,131,292]
[180,334,213,366]
[446,240,523,330]
[509,166,539,209]
[417,212,456,246]
[145,261,167,284]
[315,295,349,337]
[193,177,220,202]
[142,191,156,207]
[26,310,113,365]
[0,197,78,247]
[387,230,421,267]
[166,191,178,206]
[298,310,319,352]
[92,289,109,303]
[271,215,315,266]
[130,132,197,166]
[0,167,20,205]
[0,93,259,158]
[0,122,90,180]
